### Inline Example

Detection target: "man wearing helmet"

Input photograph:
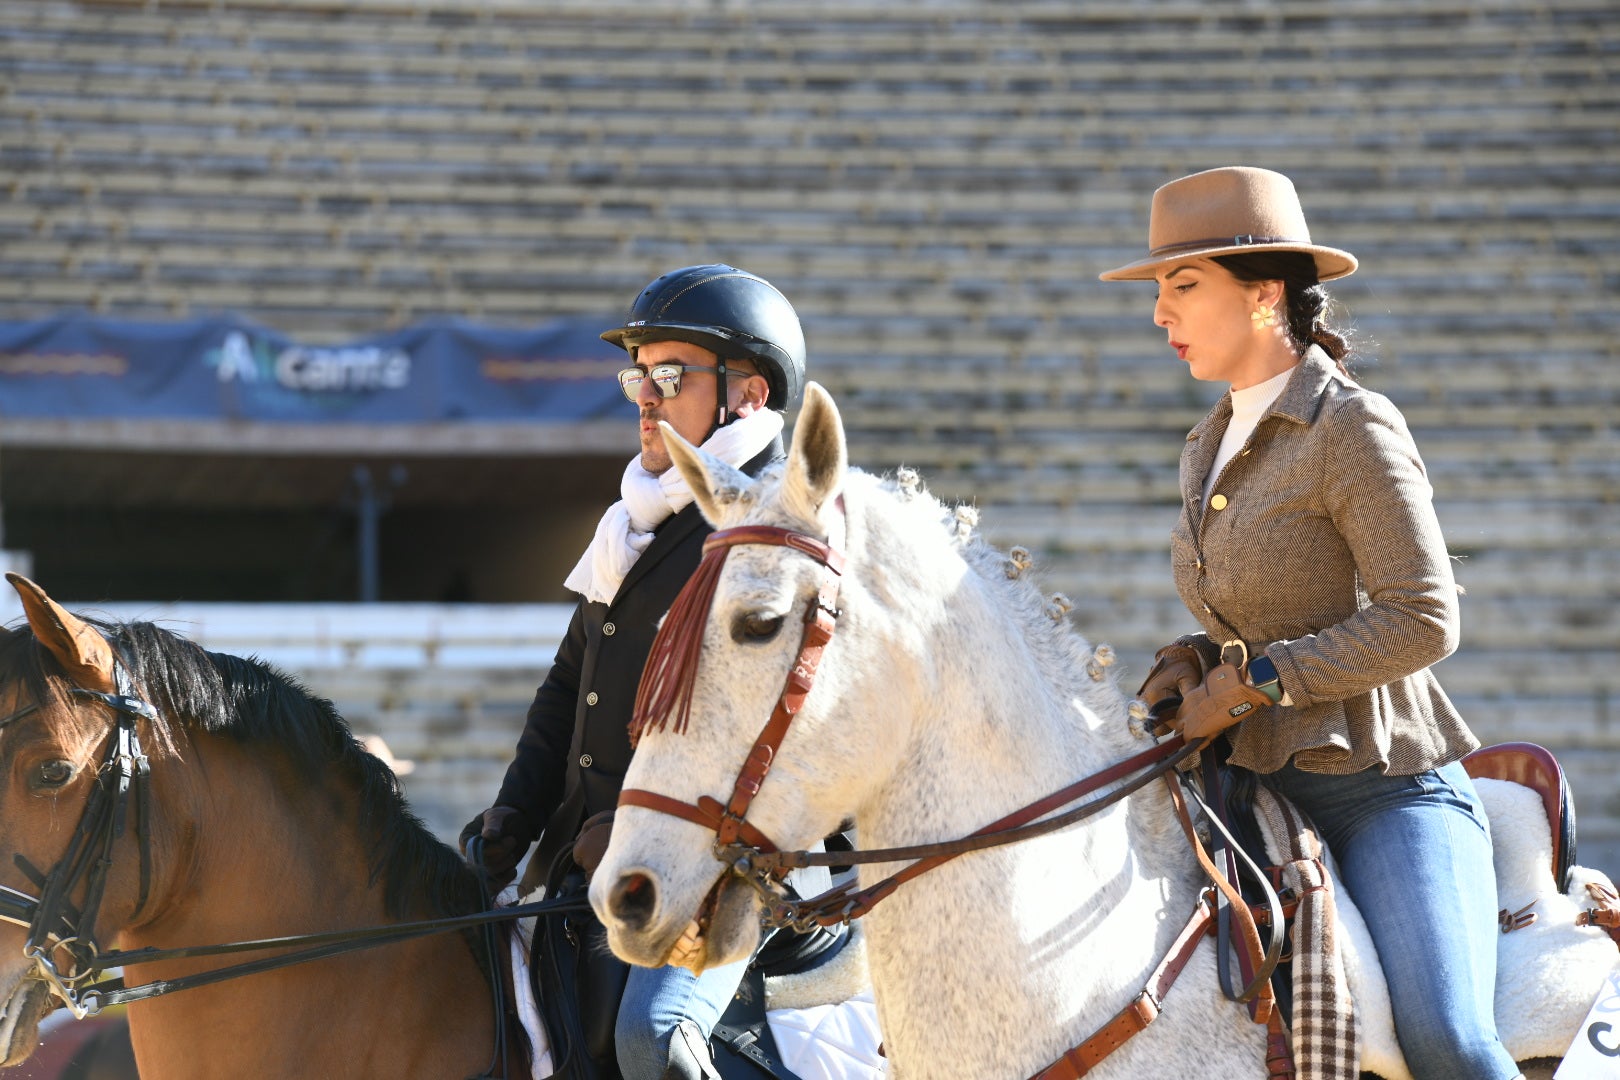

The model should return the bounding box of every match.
[462,265,815,1080]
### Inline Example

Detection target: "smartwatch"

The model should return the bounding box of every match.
[1245,654,1284,704]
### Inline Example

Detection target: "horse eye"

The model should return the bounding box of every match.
[733,612,785,643]
[35,760,75,789]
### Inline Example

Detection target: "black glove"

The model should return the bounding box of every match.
[459,805,537,886]
[571,810,616,882]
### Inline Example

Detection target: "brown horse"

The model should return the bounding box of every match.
[0,574,511,1079]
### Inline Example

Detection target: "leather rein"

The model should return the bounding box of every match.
[617,516,1291,1078]
[0,662,588,1027]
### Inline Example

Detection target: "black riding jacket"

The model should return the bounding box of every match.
[496,438,785,883]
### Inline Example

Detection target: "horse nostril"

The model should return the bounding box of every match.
[608,872,658,931]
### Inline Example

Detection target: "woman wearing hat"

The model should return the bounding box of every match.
[1105,167,1520,1079]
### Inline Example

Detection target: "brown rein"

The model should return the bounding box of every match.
[617,516,1293,1078]
[619,518,1201,927]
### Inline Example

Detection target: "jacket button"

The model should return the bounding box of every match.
[585,692,599,705]
[602,621,616,636]
[1203,604,1212,614]
[1209,494,1228,511]
[1196,558,1204,572]
[579,754,593,768]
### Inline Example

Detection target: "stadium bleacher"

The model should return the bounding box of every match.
[1,0,1615,862]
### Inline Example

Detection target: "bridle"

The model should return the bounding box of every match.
[0,655,586,1055]
[0,665,155,1019]
[620,519,846,864]
[619,511,1212,929]
[615,507,1294,1079]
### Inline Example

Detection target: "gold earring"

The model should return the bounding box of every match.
[1251,305,1278,329]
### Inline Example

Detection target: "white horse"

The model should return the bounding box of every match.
[591,382,1619,1079]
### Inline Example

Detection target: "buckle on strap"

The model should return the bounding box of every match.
[1219,639,1250,669]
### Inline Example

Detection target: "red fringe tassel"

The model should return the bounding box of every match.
[630,544,732,746]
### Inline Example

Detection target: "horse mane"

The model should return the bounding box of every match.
[0,618,483,922]
[842,466,1132,731]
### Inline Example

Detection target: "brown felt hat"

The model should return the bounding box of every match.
[1099,166,1358,283]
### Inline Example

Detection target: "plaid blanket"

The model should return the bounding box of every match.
[1253,787,1359,1079]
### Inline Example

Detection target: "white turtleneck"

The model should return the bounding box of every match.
[1202,365,1295,506]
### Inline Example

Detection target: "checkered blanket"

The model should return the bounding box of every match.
[1252,788,1359,1080]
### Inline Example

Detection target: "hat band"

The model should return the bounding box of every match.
[1149,234,1301,257]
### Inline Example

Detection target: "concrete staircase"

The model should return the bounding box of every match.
[1,0,1615,867]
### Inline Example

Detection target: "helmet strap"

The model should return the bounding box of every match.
[714,357,730,428]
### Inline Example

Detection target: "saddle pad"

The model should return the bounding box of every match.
[767,990,887,1080]
[507,909,555,1080]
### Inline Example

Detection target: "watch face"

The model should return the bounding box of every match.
[1248,655,1280,686]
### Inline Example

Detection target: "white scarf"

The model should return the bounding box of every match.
[563,408,784,605]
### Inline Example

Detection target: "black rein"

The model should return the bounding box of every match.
[3,672,589,1021]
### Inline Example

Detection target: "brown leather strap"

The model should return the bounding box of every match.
[720,572,842,843]
[703,525,845,576]
[616,790,785,857]
[1163,773,1277,1024]
[623,516,846,856]
[1265,1006,1296,1079]
[633,520,845,746]
[785,739,1194,926]
[1029,895,1215,1080]
[617,789,718,832]
[1578,879,1620,948]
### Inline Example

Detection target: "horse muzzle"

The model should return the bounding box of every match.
[0,976,55,1067]
[595,865,761,974]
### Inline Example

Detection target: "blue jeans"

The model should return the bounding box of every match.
[615,955,749,1080]
[1262,759,1519,1080]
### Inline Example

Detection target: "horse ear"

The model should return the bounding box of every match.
[784,382,847,518]
[6,572,119,693]
[659,421,756,526]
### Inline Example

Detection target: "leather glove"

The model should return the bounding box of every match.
[1137,642,1210,724]
[1175,663,1274,742]
[459,805,537,886]
[572,810,616,881]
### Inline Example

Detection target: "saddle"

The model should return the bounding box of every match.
[1461,741,1576,892]
[1205,738,1617,1080]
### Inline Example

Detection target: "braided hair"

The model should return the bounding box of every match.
[1213,252,1356,375]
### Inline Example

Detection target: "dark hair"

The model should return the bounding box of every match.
[1212,251,1355,374]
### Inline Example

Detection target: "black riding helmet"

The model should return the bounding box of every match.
[601,264,807,426]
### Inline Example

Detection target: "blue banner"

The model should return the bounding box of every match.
[0,313,631,423]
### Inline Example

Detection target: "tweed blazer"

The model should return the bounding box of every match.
[1171,346,1480,776]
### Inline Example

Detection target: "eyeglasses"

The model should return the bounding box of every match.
[616,362,740,403]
